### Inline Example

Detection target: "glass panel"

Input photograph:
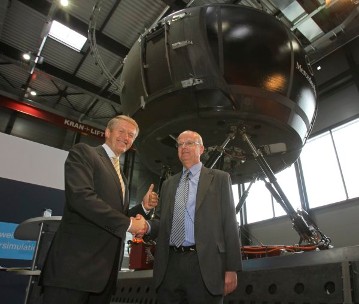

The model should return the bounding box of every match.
[244,180,273,223]
[300,132,346,208]
[49,20,87,52]
[273,165,301,217]
[332,118,359,199]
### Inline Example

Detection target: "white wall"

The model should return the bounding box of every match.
[0,132,67,190]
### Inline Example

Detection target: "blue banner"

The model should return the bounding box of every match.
[0,222,35,260]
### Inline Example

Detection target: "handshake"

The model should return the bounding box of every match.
[128,183,158,238]
[128,214,148,238]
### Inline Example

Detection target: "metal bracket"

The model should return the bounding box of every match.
[171,12,190,22]
[171,40,193,49]
[181,78,203,88]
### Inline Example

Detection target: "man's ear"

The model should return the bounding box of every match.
[105,128,110,139]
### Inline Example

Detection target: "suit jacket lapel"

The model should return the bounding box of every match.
[122,174,129,211]
[96,146,126,207]
[96,146,118,180]
[196,166,213,211]
[168,173,181,217]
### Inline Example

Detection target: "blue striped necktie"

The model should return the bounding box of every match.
[170,170,190,247]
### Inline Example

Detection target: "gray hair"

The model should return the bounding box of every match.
[106,115,139,137]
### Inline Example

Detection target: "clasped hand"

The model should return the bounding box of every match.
[128,184,157,238]
[128,214,148,238]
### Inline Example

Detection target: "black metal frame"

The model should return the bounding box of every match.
[203,126,331,248]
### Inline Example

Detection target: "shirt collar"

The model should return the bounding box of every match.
[102,143,117,159]
[184,162,202,177]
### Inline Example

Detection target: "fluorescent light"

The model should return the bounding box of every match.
[48,20,87,52]
[22,53,31,61]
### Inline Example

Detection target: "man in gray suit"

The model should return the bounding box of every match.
[41,115,158,304]
[147,130,242,304]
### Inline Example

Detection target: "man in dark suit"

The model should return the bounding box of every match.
[147,130,242,304]
[40,115,158,304]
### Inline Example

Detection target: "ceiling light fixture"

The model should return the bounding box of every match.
[22,52,31,61]
[23,87,37,98]
[22,52,44,64]
[60,0,69,7]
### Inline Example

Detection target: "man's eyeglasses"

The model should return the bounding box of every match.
[176,141,201,148]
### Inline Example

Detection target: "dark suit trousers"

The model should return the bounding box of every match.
[42,253,119,304]
[157,250,223,304]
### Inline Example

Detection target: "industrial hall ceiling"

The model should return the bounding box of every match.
[0,0,358,131]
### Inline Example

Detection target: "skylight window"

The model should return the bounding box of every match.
[48,20,87,52]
